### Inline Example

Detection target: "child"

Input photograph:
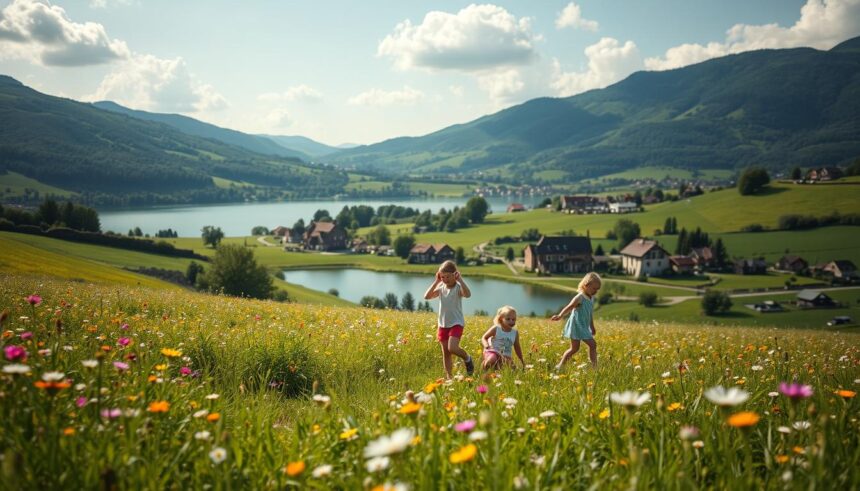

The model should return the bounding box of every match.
[481,305,525,371]
[423,260,474,378]
[550,272,601,370]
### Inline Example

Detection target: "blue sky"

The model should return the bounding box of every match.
[1,0,858,146]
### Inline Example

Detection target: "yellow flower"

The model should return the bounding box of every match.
[598,408,610,420]
[727,411,759,428]
[154,364,168,371]
[449,443,477,464]
[285,461,305,477]
[667,402,682,412]
[424,381,441,394]
[148,400,170,413]
[339,428,358,440]
[399,402,422,415]
[160,348,182,358]
[411,435,421,446]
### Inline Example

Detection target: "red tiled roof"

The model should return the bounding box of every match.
[620,239,664,258]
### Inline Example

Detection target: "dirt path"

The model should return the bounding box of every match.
[257,236,279,247]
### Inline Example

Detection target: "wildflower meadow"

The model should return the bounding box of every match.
[1,274,859,489]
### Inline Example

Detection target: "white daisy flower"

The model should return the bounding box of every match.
[312,464,333,478]
[363,428,415,458]
[2,364,30,374]
[365,456,390,472]
[704,386,749,407]
[195,431,211,441]
[209,447,227,464]
[609,391,651,407]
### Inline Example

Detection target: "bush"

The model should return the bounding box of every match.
[328,288,339,297]
[597,292,613,305]
[272,290,290,302]
[197,245,274,299]
[740,223,765,233]
[639,291,659,307]
[701,290,733,315]
[738,167,770,195]
[393,234,416,259]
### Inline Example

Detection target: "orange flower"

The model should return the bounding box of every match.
[423,381,441,394]
[207,413,221,422]
[398,402,421,415]
[449,443,477,464]
[34,380,71,391]
[727,411,760,428]
[835,390,856,399]
[63,427,76,436]
[775,454,789,464]
[148,400,170,413]
[160,348,182,358]
[284,461,305,477]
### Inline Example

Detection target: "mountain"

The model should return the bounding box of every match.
[325,37,860,182]
[0,76,346,205]
[257,134,340,158]
[92,101,312,161]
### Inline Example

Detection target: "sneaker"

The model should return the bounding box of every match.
[464,356,475,375]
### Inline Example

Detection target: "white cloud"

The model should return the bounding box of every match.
[555,3,598,31]
[377,4,538,72]
[86,54,227,113]
[645,0,860,70]
[0,0,130,66]
[448,85,465,97]
[348,86,424,106]
[551,37,642,97]
[264,108,293,129]
[258,85,323,103]
[89,0,136,8]
[477,68,524,105]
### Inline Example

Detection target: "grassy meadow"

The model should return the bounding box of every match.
[1,275,859,489]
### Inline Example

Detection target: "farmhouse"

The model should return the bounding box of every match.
[506,203,526,213]
[271,226,289,237]
[820,260,858,280]
[796,289,836,308]
[776,255,808,273]
[303,221,348,251]
[523,236,593,274]
[690,247,714,270]
[560,195,605,214]
[806,167,844,181]
[734,258,768,275]
[351,238,370,254]
[408,243,455,264]
[668,255,696,275]
[608,202,638,214]
[620,239,669,277]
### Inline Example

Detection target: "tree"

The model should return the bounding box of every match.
[186,261,204,285]
[505,247,515,262]
[401,292,416,311]
[701,290,732,315]
[597,292,613,305]
[251,226,269,236]
[613,219,641,249]
[360,296,386,309]
[197,245,274,299]
[291,219,305,238]
[383,292,399,310]
[367,224,391,246]
[738,167,770,195]
[594,244,605,256]
[201,226,224,248]
[393,234,416,259]
[134,227,143,237]
[663,217,674,235]
[712,238,729,269]
[675,228,688,255]
[464,197,489,223]
[455,246,466,265]
[791,166,803,180]
[639,291,659,307]
[38,198,59,225]
[313,209,330,222]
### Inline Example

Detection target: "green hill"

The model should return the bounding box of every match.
[326,38,860,182]
[0,76,347,204]
[258,134,340,158]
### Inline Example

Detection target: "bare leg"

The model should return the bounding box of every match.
[447,336,470,361]
[584,339,598,368]
[440,342,453,379]
[482,352,499,371]
[556,340,581,369]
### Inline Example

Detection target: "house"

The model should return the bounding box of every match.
[796,289,836,308]
[733,258,768,275]
[668,255,696,275]
[806,166,844,181]
[408,243,455,264]
[524,236,593,274]
[303,221,348,251]
[690,247,714,269]
[609,202,638,214]
[776,255,808,273]
[745,300,784,313]
[506,203,526,213]
[821,260,858,280]
[376,245,395,257]
[271,226,289,237]
[620,239,669,277]
[560,195,605,214]
[351,238,370,254]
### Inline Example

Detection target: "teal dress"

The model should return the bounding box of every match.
[562,294,594,340]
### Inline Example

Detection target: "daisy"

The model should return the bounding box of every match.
[704,386,749,406]
[209,447,227,464]
[363,428,415,458]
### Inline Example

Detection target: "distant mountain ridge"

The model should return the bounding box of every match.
[256,134,340,159]
[325,37,860,182]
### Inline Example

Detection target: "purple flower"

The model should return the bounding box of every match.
[180,366,192,376]
[26,295,42,306]
[113,361,130,371]
[117,337,131,347]
[454,419,477,432]
[100,408,122,419]
[76,396,88,408]
[20,332,33,341]
[476,385,488,394]
[4,345,27,362]
[779,382,813,400]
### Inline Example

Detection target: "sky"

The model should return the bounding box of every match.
[1,0,859,146]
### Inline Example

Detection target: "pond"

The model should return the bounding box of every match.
[98,196,548,237]
[282,268,574,317]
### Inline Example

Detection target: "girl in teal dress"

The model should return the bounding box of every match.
[551,272,601,370]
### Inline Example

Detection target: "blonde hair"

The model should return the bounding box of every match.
[495,305,517,326]
[578,272,602,292]
[439,260,458,273]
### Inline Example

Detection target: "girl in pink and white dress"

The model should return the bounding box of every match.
[481,305,525,371]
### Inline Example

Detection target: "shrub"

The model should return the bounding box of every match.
[597,292,613,305]
[639,291,659,307]
[197,245,274,299]
[701,290,733,315]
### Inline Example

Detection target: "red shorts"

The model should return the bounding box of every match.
[437,325,464,343]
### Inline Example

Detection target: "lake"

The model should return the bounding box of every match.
[281,268,574,317]
[98,196,547,237]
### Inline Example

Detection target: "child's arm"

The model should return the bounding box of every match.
[455,272,471,298]
[550,293,583,321]
[481,326,497,350]
[423,273,442,300]
[513,332,525,368]
[591,318,596,335]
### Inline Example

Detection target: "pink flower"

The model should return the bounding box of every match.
[454,419,477,432]
[180,366,192,376]
[20,332,33,341]
[76,397,88,408]
[117,337,131,347]
[476,385,488,394]
[113,361,129,371]
[120,323,130,330]
[100,408,121,419]
[4,345,27,362]
[779,382,813,400]
[26,295,42,306]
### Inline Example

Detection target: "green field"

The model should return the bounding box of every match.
[579,166,736,185]
[0,171,78,199]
